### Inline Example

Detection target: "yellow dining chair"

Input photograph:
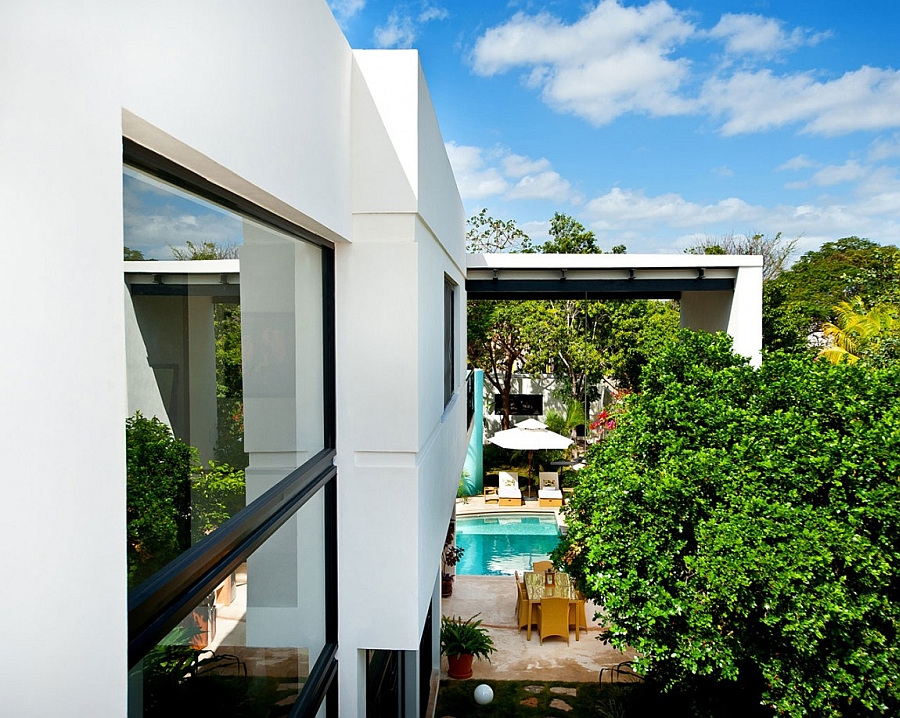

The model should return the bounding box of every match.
[516,580,535,633]
[569,592,587,640]
[537,596,571,645]
[532,560,553,573]
[514,571,524,615]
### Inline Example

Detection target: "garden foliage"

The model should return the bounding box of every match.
[557,331,900,717]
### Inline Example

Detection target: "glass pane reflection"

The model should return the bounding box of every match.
[130,492,327,716]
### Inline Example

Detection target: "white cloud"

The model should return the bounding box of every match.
[711,165,734,178]
[375,10,417,48]
[471,1,900,136]
[572,161,900,253]
[445,142,509,199]
[445,141,581,204]
[471,0,696,126]
[507,171,575,202]
[418,4,448,23]
[807,160,868,187]
[501,154,551,177]
[374,3,448,48]
[585,187,755,229]
[868,134,900,162]
[707,13,828,57]
[702,66,900,136]
[329,0,366,22]
[778,155,818,171]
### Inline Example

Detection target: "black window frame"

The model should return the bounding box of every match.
[444,276,456,407]
[124,139,338,718]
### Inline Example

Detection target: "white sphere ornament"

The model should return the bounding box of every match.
[473,683,494,705]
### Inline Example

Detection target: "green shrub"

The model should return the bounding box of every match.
[557,330,900,717]
[440,614,496,660]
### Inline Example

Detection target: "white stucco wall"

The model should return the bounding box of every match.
[3,2,466,716]
[681,264,763,365]
[336,51,467,715]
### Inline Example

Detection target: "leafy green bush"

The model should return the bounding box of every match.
[127,413,198,586]
[557,330,900,717]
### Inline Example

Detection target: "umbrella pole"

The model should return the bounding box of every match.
[528,449,534,498]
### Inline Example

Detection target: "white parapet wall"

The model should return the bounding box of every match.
[335,49,467,714]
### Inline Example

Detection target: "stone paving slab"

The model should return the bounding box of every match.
[441,575,633,683]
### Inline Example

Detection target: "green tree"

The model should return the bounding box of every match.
[466,208,533,253]
[466,211,537,428]
[767,237,900,340]
[540,212,602,254]
[557,331,900,717]
[467,299,537,429]
[819,299,900,366]
[522,299,606,405]
[687,231,797,282]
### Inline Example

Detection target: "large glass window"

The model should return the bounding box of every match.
[124,143,337,718]
[129,493,328,716]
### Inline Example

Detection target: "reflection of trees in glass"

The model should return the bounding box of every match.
[214,301,246,469]
[168,240,246,469]
[127,413,247,586]
[191,461,246,543]
[127,413,195,587]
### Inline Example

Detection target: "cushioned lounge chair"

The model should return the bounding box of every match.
[498,471,523,506]
[538,471,563,507]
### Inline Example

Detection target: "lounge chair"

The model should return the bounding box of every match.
[498,471,523,506]
[538,471,563,507]
[537,596,571,645]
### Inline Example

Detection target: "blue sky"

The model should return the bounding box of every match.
[332,0,900,255]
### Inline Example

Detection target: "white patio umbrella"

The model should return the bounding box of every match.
[488,419,573,497]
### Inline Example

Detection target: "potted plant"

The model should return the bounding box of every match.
[442,525,465,597]
[440,614,496,680]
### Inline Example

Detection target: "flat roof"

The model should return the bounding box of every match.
[465,253,761,300]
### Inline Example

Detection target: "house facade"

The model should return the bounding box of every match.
[3,2,466,716]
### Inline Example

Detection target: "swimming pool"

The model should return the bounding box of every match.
[454,512,561,576]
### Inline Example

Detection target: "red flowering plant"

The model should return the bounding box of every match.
[590,390,630,440]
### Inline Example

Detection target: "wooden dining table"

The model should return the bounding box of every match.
[523,571,582,641]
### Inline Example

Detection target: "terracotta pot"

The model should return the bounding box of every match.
[441,576,454,598]
[447,653,474,680]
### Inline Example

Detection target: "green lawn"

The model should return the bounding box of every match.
[435,679,773,717]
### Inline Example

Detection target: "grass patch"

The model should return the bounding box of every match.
[435,679,774,717]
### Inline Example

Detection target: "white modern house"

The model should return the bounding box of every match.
[4,2,466,716]
[2,2,763,717]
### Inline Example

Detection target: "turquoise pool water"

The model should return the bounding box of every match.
[455,513,561,576]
